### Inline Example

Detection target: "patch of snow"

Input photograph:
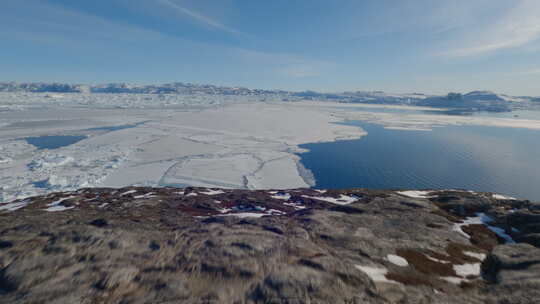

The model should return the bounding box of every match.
[199,189,225,195]
[133,193,155,199]
[492,194,517,200]
[0,200,30,211]
[487,225,515,244]
[387,254,409,267]
[463,251,486,261]
[219,212,267,218]
[453,212,515,244]
[426,256,451,264]
[397,190,434,199]
[355,265,401,284]
[186,193,198,197]
[0,157,12,164]
[304,194,360,205]
[271,193,291,200]
[267,209,286,215]
[44,196,75,212]
[441,276,466,284]
[452,213,494,239]
[120,190,137,196]
[45,205,75,212]
[454,263,481,277]
[283,202,306,209]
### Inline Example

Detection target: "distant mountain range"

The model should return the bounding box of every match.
[1,82,538,112]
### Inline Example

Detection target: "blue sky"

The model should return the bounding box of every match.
[2,0,540,95]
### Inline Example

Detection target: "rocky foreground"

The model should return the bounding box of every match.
[0,187,539,304]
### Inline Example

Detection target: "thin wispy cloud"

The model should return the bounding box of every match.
[440,0,540,57]
[1,0,167,44]
[235,49,334,79]
[514,68,540,76]
[156,0,248,38]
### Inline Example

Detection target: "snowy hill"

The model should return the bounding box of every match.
[1,82,537,111]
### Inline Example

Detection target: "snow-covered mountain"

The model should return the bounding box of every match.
[1,82,537,111]
[0,82,289,96]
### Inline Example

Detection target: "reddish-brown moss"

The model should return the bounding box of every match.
[461,224,500,251]
[396,249,456,277]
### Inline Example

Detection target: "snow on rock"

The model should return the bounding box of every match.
[386,254,409,267]
[441,277,466,285]
[271,192,291,200]
[120,190,137,196]
[355,265,401,284]
[304,194,360,205]
[452,213,493,239]
[463,251,486,261]
[0,200,30,212]
[454,263,481,277]
[492,194,517,200]
[453,213,516,244]
[0,157,12,164]
[426,255,451,264]
[44,196,75,212]
[199,189,225,196]
[487,225,515,244]
[134,193,156,199]
[219,212,267,218]
[283,202,306,209]
[397,190,434,199]
[45,205,75,212]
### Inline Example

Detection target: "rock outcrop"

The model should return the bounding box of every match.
[0,187,539,303]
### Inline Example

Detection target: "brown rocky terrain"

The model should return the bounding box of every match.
[0,187,539,303]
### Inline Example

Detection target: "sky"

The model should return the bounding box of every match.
[1,0,540,95]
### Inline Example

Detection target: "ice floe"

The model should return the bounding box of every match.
[0,97,365,203]
[28,155,74,170]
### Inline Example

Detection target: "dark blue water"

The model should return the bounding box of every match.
[339,106,540,120]
[299,121,540,201]
[25,135,87,150]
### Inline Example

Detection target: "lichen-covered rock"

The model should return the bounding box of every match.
[0,187,538,303]
[482,243,540,303]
